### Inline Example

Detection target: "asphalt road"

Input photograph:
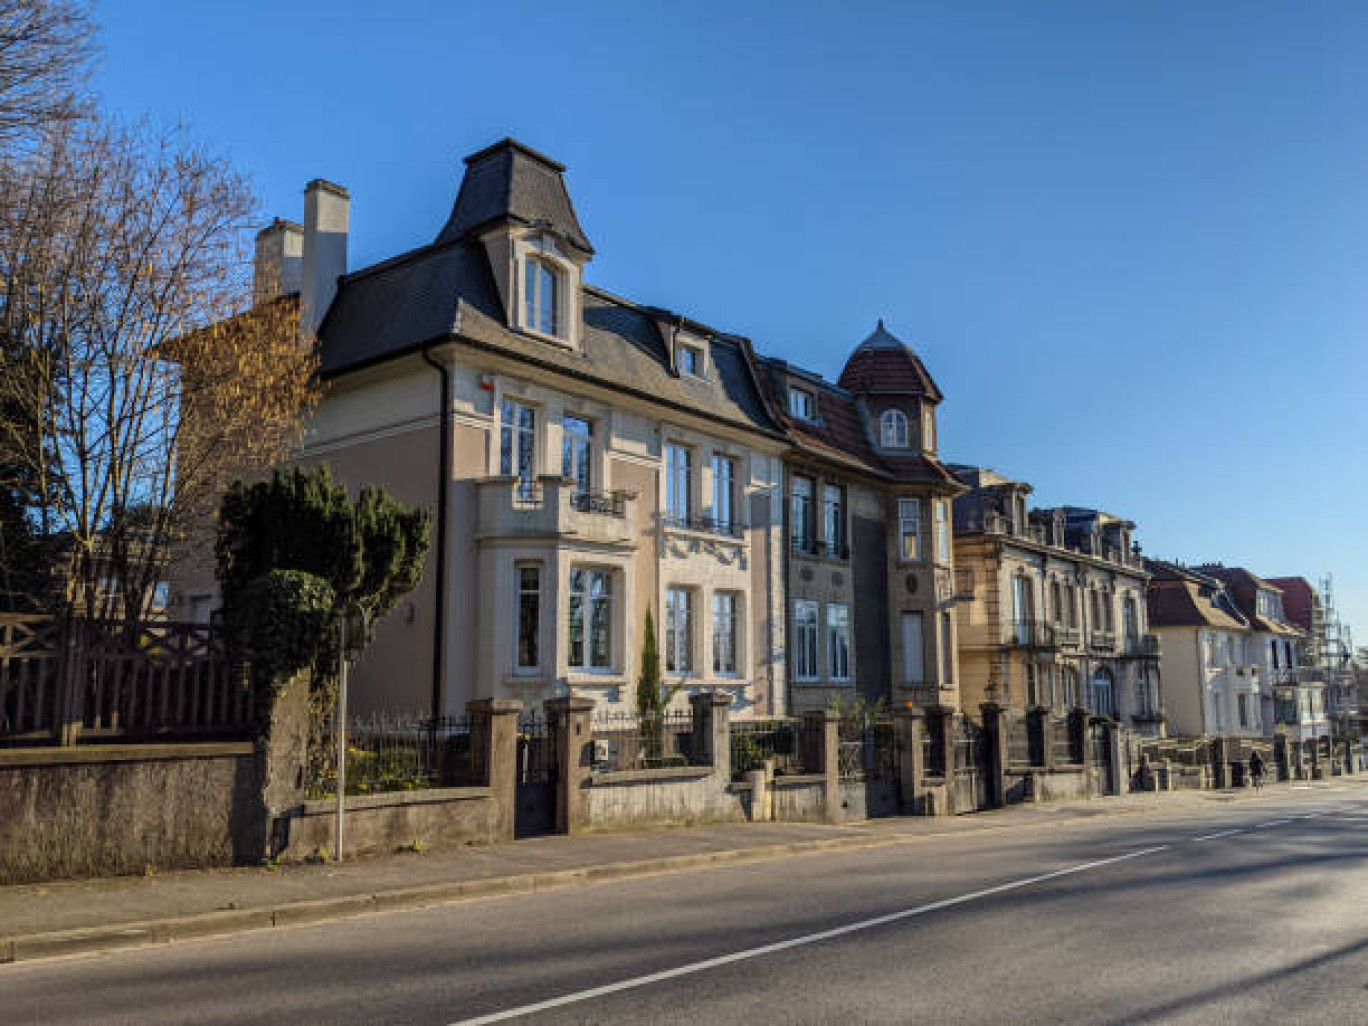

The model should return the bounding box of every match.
[5,784,1367,1025]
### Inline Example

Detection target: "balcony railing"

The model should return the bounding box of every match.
[665,514,743,539]
[790,537,848,560]
[1122,633,1161,659]
[1089,630,1117,651]
[960,513,1145,570]
[1004,620,1060,649]
[569,490,626,517]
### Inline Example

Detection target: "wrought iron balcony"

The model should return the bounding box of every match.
[477,476,636,547]
[1003,620,1060,649]
[789,537,848,560]
[664,514,744,539]
[1088,629,1117,652]
[1121,633,1161,659]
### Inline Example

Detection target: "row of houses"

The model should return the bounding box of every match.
[173,137,1361,746]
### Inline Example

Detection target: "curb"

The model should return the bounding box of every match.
[2,784,1357,966]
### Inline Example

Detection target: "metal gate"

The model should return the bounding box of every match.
[515,713,557,837]
[953,715,990,812]
[837,716,900,818]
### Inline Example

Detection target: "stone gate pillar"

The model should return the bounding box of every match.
[545,696,595,834]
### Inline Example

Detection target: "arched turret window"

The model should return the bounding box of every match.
[880,409,909,447]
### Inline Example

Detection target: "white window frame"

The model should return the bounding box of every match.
[514,563,541,673]
[712,591,739,677]
[677,342,703,378]
[665,442,692,524]
[561,414,593,495]
[789,388,815,420]
[568,567,614,673]
[665,587,695,676]
[898,498,922,561]
[500,398,538,498]
[793,600,820,682]
[822,484,844,556]
[880,409,909,448]
[935,499,950,563]
[901,611,925,685]
[922,406,935,451]
[711,453,736,532]
[827,603,851,682]
[790,474,814,551]
[521,254,562,338]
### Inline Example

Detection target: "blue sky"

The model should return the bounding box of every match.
[96,1,1366,641]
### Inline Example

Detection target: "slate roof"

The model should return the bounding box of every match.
[1194,566,1303,636]
[1145,560,1249,630]
[1267,576,1316,632]
[752,356,962,488]
[317,237,781,436]
[435,139,593,255]
[836,321,943,402]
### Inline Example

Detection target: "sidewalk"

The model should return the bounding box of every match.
[2,779,1358,965]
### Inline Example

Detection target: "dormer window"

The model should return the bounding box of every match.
[677,342,702,378]
[880,409,909,447]
[522,255,561,337]
[789,388,815,420]
[922,407,935,451]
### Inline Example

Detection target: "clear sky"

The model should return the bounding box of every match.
[94,1,1366,641]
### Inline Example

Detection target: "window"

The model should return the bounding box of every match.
[940,611,954,685]
[822,484,844,556]
[880,409,908,448]
[790,475,814,552]
[922,407,935,451]
[1050,580,1063,624]
[1012,576,1033,644]
[677,344,701,377]
[898,498,922,560]
[1026,664,1040,707]
[901,612,925,684]
[1237,693,1249,729]
[665,443,692,523]
[500,399,537,498]
[515,565,540,671]
[1135,672,1153,718]
[1123,597,1138,646]
[522,256,560,337]
[711,454,736,532]
[935,500,950,563]
[568,569,613,672]
[1060,667,1079,708]
[665,587,695,675]
[793,600,819,681]
[1092,668,1115,718]
[1066,585,1078,627]
[712,592,738,676]
[827,604,851,681]
[151,582,170,610]
[562,415,592,495]
[789,389,815,420]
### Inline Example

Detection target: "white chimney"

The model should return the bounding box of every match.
[252,217,303,303]
[300,179,350,338]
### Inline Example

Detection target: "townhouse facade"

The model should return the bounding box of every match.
[951,469,1163,732]
[269,141,792,718]
[236,138,974,720]
[755,325,966,714]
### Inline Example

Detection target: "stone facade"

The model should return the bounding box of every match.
[952,467,1162,733]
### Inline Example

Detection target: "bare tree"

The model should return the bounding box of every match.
[0,0,93,148]
[0,119,317,622]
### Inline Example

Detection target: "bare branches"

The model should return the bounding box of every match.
[0,119,318,622]
[0,0,94,148]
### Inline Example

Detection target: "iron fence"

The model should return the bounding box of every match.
[517,712,557,785]
[1052,714,1081,765]
[730,718,813,778]
[837,715,897,782]
[306,712,482,799]
[590,710,701,772]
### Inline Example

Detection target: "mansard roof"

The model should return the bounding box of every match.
[836,320,943,402]
[317,237,781,437]
[1193,565,1303,636]
[1145,560,1249,630]
[753,357,962,489]
[1266,576,1317,632]
[435,138,593,255]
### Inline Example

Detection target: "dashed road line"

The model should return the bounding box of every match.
[450,845,1172,1025]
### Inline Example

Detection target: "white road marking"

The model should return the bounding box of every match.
[1193,829,1242,842]
[449,846,1171,1025]
[1261,819,1290,827]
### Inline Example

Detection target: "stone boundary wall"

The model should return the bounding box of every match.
[280,787,501,858]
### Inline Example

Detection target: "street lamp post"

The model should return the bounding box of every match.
[334,604,367,861]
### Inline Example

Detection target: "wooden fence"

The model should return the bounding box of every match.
[0,614,250,746]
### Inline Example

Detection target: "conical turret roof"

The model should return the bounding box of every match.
[837,320,942,401]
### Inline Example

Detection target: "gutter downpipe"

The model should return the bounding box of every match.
[421,340,452,722]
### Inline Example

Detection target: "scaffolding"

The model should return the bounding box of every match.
[1317,575,1360,739]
